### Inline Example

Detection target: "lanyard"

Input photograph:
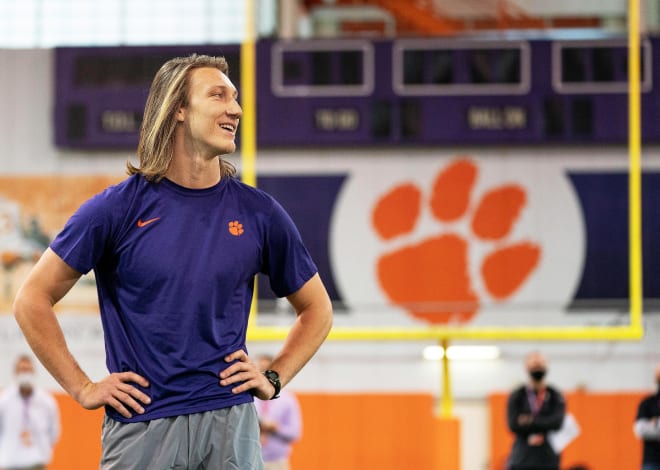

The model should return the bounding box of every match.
[526,387,546,415]
[19,396,35,448]
[22,396,31,431]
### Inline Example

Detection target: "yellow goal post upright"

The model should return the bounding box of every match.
[242,0,644,417]
[241,0,258,327]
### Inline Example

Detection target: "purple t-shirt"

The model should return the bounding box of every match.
[50,174,317,422]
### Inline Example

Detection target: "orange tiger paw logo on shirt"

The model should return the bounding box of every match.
[228,220,244,236]
[372,158,541,324]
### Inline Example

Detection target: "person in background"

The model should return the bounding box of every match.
[0,354,60,470]
[506,351,565,470]
[255,354,302,470]
[634,363,660,470]
[12,54,333,469]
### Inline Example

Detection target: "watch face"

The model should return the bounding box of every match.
[264,369,281,399]
[265,370,280,383]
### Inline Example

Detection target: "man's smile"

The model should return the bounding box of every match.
[219,122,237,135]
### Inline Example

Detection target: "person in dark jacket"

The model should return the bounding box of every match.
[633,363,660,470]
[506,351,566,470]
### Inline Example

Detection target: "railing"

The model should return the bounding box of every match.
[305,0,602,36]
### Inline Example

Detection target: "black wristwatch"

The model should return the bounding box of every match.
[263,369,281,400]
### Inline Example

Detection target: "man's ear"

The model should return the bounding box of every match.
[176,107,186,122]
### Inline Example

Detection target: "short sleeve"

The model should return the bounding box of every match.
[50,192,116,274]
[261,199,317,297]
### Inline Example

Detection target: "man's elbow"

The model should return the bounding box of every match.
[13,286,30,325]
[12,284,44,328]
[319,300,333,337]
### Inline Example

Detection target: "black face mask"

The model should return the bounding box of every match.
[529,369,546,382]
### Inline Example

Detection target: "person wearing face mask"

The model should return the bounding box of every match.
[0,355,60,470]
[506,351,566,470]
[633,363,660,470]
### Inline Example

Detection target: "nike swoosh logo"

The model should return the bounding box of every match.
[137,217,161,228]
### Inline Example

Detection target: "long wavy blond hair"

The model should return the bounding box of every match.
[127,54,237,181]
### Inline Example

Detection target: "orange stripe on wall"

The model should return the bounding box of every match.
[50,394,103,469]
[291,393,458,470]
[48,390,648,470]
[489,390,645,470]
[48,392,458,470]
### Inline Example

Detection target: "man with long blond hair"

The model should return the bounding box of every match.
[13,54,333,469]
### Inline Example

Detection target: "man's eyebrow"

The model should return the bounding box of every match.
[209,85,239,98]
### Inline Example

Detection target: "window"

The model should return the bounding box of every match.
[73,55,170,87]
[0,0,271,48]
[403,49,453,85]
[553,39,653,93]
[272,39,374,97]
[469,48,520,84]
[394,39,530,96]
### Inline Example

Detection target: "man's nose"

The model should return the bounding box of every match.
[229,100,242,118]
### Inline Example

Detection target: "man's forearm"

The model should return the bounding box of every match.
[272,304,332,387]
[13,248,89,402]
[14,296,90,401]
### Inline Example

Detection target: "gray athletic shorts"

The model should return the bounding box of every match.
[100,402,264,470]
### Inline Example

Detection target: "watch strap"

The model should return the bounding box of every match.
[263,369,281,400]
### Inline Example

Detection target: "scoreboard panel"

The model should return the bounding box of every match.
[54,45,240,149]
[53,35,658,149]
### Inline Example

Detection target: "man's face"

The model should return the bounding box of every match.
[525,352,546,370]
[177,67,242,158]
[15,357,36,392]
[525,352,547,380]
[15,358,34,376]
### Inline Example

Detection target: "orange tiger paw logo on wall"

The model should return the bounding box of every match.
[372,158,541,324]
